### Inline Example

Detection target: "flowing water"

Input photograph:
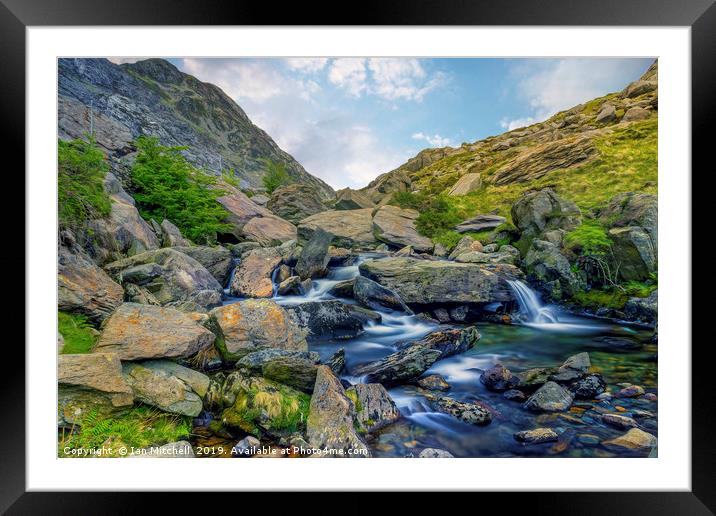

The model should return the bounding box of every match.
[221,253,658,458]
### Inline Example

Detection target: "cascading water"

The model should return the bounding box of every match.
[507,279,559,324]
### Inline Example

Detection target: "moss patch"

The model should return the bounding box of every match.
[58,312,98,354]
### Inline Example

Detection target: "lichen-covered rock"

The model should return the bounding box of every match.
[210,299,307,362]
[481,364,519,391]
[511,188,581,240]
[307,366,370,457]
[624,290,657,326]
[298,209,377,248]
[58,353,134,425]
[608,226,657,281]
[524,240,580,300]
[122,361,206,416]
[372,205,433,252]
[173,245,233,286]
[104,248,223,310]
[277,276,303,295]
[94,303,216,360]
[523,381,574,412]
[514,428,559,444]
[353,276,412,313]
[236,349,320,392]
[228,247,282,298]
[294,227,332,279]
[427,395,492,426]
[399,327,481,360]
[602,428,657,451]
[550,352,591,383]
[416,374,450,391]
[241,215,298,247]
[448,235,484,259]
[327,348,346,375]
[347,383,400,433]
[569,374,606,399]
[286,300,381,340]
[267,183,328,224]
[58,242,124,324]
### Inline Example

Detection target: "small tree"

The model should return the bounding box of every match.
[261,159,291,194]
[58,136,112,231]
[130,136,231,244]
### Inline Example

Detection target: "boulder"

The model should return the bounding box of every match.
[236,349,320,393]
[600,192,657,251]
[623,80,658,99]
[334,188,375,210]
[417,374,450,391]
[624,290,658,325]
[216,185,273,234]
[267,183,328,224]
[361,169,412,203]
[514,428,559,444]
[250,194,270,206]
[347,383,401,433]
[615,385,646,398]
[173,245,233,286]
[210,299,307,361]
[294,228,332,279]
[595,103,617,124]
[418,448,454,458]
[276,276,303,295]
[228,241,261,258]
[550,352,591,383]
[511,188,581,241]
[328,247,358,266]
[352,346,442,386]
[306,366,370,456]
[135,359,211,396]
[399,327,481,360]
[94,303,216,360]
[523,381,574,412]
[608,226,657,281]
[58,353,134,424]
[241,215,298,247]
[569,374,606,399]
[160,219,192,247]
[328,279,355,298]
[122,361,207,417]
[358,257,520,306]
[104,248,223,311]
[228,247,282,298]
[58,243,124,324]
[327,348,346,375]
[298,209,377,248]
[448,236,483,260]
[455,248,519,266]
[480,364,519,392]
[427,395,492,426]
[622,106,651,122]
[602,428,657,451]
[454,214,506,233]
[524,240,580,299]
[286,300,381,340]
[447,173,482,196]
[602,413,639,430]
[354,276,412,313]
[372,205,433,252]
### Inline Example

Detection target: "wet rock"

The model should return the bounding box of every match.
[602,428,657,451]
[347,383,401,433]
[58,353,134,424]
[173,245,233,286]
[514,367,555,392]
[624,290,657,326]
[352,346,442,386]
[524,240,580,300]
[615,385,645,398]
[400,327,481,359]
[123,361,205,416]
[454,214,506,233]
[447,173,482,197]
[210,300,307,362]
[448,235,483,260]
[433,308,451,323]
[105,248,223,310]
[267,183,328,224]
[417,374,450,391]
[328,279,355,298]
[481,364,519,392]
[286,300,381,340]
[504,389,527,402]
[354,275,412,313]
[523,381,574,412]
[514,428,559,444]
[228,247,282,298]
[236,349,320,393]
[327,348,346,375]
[334,188,375,210]
[94,303,216,360]
[275,264,292,283]
[241,215,298,247]
[569,374,606,399]
[327,247,357,266]
[276,276,303,295]
[160,219,192,247]
[232,436,261,457]
[602,413,639,430]
[359,257,521,305]
[307,366,370,456]
[427,395,492,426]
[298,208,377,248]
[449,305,470,322]
[418,448,454,458]
[58,243,124,324]
[550,352,591,383]
[372,205,433,252]
[294,227,332,279]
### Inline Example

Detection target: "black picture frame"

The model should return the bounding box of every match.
[2,0,712,512]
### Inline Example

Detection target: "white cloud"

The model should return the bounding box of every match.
[182,58,287,102]
[285,58,329,73]
[411,132,451,147]
[328,58,368,97]
[499,117,537,131]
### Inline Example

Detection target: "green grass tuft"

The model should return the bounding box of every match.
[58,312,98,354]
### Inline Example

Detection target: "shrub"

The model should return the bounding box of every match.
[391,191,463,244]
[58,311,97,354]
[130,136,232,244]
[261,159,291,194]
[58,137,111,231]
[221,168,242,189]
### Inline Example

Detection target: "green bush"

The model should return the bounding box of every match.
[58,406,192,457]
[392,191,463,245]
[130,136,232,244]
[261,159,291,194]
[58,312,97,354]
[58,137,111,230]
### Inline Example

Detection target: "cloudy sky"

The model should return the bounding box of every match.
[113,57,653,189]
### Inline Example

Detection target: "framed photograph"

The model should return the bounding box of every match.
[4,0,712,511]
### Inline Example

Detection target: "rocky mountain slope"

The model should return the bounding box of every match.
[58,58,334,199]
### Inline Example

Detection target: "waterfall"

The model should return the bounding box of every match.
[507,279,559,324]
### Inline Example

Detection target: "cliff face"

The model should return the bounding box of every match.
[360,60,658,206]
[58,58,334,200]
